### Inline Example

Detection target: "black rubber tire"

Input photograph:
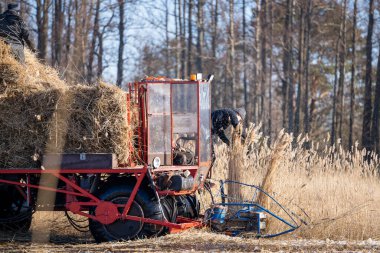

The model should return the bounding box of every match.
[176,195,200,219]
[0,214,32,233]
[89,184,164,243]
[0,184,33,233]
[157,196,178,236]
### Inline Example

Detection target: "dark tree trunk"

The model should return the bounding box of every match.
[371,42,380,152]
[165,0,170,77]
[36,0,50,60]
[211,0,219,108]
[337,0,347,141]
[174,0,181,78]
[260,0,267,132]
[331,43,339,146]
[228,0,236,108]
[180,1,186,79]
[187,0,193,76]
[52,0,64,67]
[348,0,357,148]
[243,0,248,122]
[116,0,125,87]
[283,0,293,132]
[303,0,312,135]
[253,0,261,123]
[64,0,73,68]
[362,0,374,150]
[294,2,304,137]
[268,0,273,138]
[87,0,100,84]
[196,0,204,73]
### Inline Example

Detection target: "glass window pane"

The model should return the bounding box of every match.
[200,82,211,162]
[147,84,171,165]
[148,115,171,164]
[148,84,170,114]
[172,84,197,114]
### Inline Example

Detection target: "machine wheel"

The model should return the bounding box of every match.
[89,185,164,242]
[176,195,200,219]
[0,185,33,233]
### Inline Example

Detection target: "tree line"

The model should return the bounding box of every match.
[1,0,380,152]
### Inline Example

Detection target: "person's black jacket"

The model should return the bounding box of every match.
[0,10,34,50]
[211,108,242,146]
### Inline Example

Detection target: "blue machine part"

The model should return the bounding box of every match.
[206,180,303,238]
[210,205,227,224]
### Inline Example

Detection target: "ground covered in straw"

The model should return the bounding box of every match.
[0,228,379,252]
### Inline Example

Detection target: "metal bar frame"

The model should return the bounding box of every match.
[0,166,201,232]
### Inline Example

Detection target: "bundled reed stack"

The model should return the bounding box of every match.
[0,41,133,168]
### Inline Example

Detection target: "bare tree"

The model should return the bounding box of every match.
[283,0,293,132]
[268,0,273,138]
[372,41,380,152]
[164,0,170,77]
[243,0,248,121]
[294,1,304,138]
[180,1,186,78]
[252,0,261,122]
[116,0,125,87]
[228,0,236,107]
[362,0,374,150]
[337,0,347,141]
[87,0,101,84]
[260,0,267,132]
[303,0,312,135]
[196,0,205,73]
[348,0,357,148]
[51,0,64,67]
[187,0,193,75]
[36,0,51,60]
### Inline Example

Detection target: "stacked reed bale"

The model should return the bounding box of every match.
[0,41,133,168]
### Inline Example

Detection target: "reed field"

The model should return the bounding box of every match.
[200,124,380,241]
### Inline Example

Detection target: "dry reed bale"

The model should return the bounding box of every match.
[62,83,132,164]
[0,41,65,95]
[0,40,133,167]
[23,49,66,90]
[0,87,65,168]
[0,83,133,167]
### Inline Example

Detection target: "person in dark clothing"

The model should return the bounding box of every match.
[211,107,246,146]
[0,3,35,63]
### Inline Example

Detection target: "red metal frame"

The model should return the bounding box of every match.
[0,166,202,231]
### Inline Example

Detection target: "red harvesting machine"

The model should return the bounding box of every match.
[0,76,212,242]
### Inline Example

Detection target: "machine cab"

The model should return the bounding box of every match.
[138,77,212,187]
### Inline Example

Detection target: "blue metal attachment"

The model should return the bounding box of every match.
[204,180,303,238]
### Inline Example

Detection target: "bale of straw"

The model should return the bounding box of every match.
[0,88,65,168]
[61,83,132,164]
[0,41,133,168]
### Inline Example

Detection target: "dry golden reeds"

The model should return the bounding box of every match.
[205,125,380,240]
[0,41,133,168]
